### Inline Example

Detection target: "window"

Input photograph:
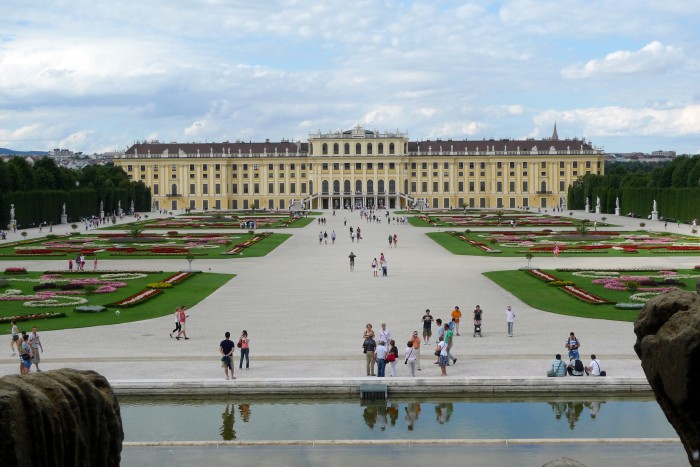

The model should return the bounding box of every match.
[127,165,132,172]
[190,184,195,195]
[433,162,438,169]
[479,181,486,191]
[344,163,350,170]
[202,184,208,195]
[254,183,259,194]
[469,181,474,192]
[268,183,274,193]
[378,143,384,154]
[573,161,578,168]
[469,162,475,169]
[215,164,220,171]
[444,162,449,169]
[559,181,565,192]
[171,184,178,195]
[389,163,395,169]
[523,162,528,169]
[243,164,248,170]
[432,181,438,192]
[202,173,208,179]
[411,163,416,169]
[253,164,259,170]
[522,182,528,192]
[268,164,274,171]
[367,143,373,155]
[290,183,296,194]
[153,166,158,172]
[367,163,373,170]
[153,184,159,195]
[322,163,329,170]
[421,182,427,192]
[378,163,384,170]
[559,161,565,168]
[189,164,195,171]
[480,162,485,169]
[202,164,208,171]
[560,171,565,176]
[215,184,221,194]
[140,165,146,171]
[496,181,502,192]
[411,181,417,192]
[443,181,449,192]
[458,181,464,191]
[243,183,249,194]
[356,143,361,154]
[510,162,515,169]
[232,164,238,171]
[389,143,395,154]
[333,143,339,155]
[190,173,195,179]
[422,163,427,169]
[232,183,238,194]
[497,162,502,169]
[333,163,339,170]
[356,163,362,170]
[510,181,515,192]
[279,164,284,170]
[458,162,464,169]
[279,183,285,193]
[301,182,306,193]
[344,143,350,155]
[322,143,328,155]
[586,161,591,168]
[541,162,546,168]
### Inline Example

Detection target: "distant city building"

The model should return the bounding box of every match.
[114,124,606,212]
[606,150,676,163]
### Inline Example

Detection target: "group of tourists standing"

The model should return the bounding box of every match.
[10,322,44,375]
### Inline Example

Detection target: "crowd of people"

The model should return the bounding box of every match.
[9,322,44,375]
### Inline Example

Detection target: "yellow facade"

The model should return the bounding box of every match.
[115,125,605,212]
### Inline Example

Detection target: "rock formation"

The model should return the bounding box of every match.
[634,289,700,466]
[0,369,123,467]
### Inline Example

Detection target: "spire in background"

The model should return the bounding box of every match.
[552,122,559,140]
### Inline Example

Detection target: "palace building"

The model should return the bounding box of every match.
[115,124,605,212]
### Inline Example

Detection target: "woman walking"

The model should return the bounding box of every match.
[170,307,181,338]
[9,320,20,356]
[371,258,378,277]
[238,330,250,369]
[404,340,417,377]
[19,333,32,375]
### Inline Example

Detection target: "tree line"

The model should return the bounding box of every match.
[567,155,700,222]
[0,157,151,228]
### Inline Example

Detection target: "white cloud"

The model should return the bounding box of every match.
[184,121,207,136]
[562,41,683,79]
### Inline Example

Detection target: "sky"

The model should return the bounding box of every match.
[1,0,699,155]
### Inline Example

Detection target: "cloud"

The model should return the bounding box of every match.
[534,104,700,138]
[562,41,683,79]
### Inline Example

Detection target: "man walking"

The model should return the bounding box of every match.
[363,334,376,376]
[378,323,392,345]
[220,332,235,380]
[375,340,388,377]
[443,324,457,365]
[348,252,356,271]
[506,305,516,337]
[28,326,44,372]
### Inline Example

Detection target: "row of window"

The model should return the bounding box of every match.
[317,142,399,155]
[127,160,595,173]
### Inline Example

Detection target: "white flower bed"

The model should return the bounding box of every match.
[23,295,87,308]
[100,273,148,280]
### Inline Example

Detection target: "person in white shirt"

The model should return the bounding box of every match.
[374,340,388,377]
[506,305,516,337]
[585,354,604,376]
[378,323,392,345]
[404,342,417,377]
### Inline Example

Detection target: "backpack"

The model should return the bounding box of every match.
[574,359,584,372]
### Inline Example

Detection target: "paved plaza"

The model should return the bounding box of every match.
[1,210,698,381]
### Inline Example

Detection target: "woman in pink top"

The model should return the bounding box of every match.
[176,307,189,340]
[239,330,250,369]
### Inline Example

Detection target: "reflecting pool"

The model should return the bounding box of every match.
[120,395,677,442]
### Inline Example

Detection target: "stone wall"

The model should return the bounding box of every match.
[0,369,123,467]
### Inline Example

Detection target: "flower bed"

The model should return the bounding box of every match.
[0,312,66,324]
[4,267,27,274]
[107,288,162,308]
[147,282,174,289]
[528,269,558,282]
[561,285,610,304]
[163,272,193,285]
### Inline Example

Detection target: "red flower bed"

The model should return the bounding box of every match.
[107,288,162,308]
[4,267,27,274]
[561,285,610,304]
[528,269,559,282]
[150,247,189,254]
[16,249,55,255]
[163,272,193,284]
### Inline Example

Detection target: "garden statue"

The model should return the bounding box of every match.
[653,200,657,212]
[615,197,621,216]
[585,199,590,213]
[100,201,103,213]
[62,203,66,216]
[651,199,659,221]
[10,203,15,221]
[130,199,134,214]
[595,196,601,214]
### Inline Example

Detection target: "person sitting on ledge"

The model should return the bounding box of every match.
[567,356,584,376]
[548,354,567,377]
[585,354,606,376]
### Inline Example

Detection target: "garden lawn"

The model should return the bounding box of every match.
[483,269,700,322]
[1,271,233,331]
[0,232,291,260]
[428,231,700,257]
